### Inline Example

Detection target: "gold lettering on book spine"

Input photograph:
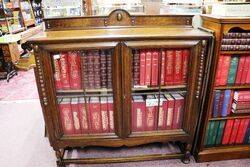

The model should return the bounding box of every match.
[93,112,101,130]
[64,108,73,131]
[147,108,154,128]
[158,107,164,127]
[101,111,109,131]
[136,108,142,128]
[109,110,114,130]
[73,111,80,130]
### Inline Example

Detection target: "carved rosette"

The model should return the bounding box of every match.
[34,45,48,106]
[196,40,207,99]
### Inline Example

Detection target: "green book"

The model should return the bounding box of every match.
[204,122,211,146]
[211,121,220,145]
[215,121,226,145]
[227,56,239,84]
[207,121,215,146]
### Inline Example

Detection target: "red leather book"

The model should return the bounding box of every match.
[234,91,250,101]
[173,50,183,85]
[100,97,109,133]
[89,97,102,134]
[182,49,190,84]
[215,56,223,86]
[59,52,70,89]
[235,56,246,85]
[59,98,75,135]
[241,56,250,84]
[78,97,89,134]
[171,93,185,129]
[81,52,88,89]
[160,50,166,85]
[235,119,250,144]
[68,51,82,89]
[106,51,112,89]
[229,119,241,144]
[108,97,114,132]
[222,119,234,145]
[165,94,175,130]
[132,95,146,132]
[139,50,146,86]
[71,98,82,134]
[158,95,167,130]
[151,50,159,86]
[93,50,101,89]
[217,91,225,117]
[133,50,140,86]
[100,50,107,88]
[165,50,174,85]
[87,51,95,89]
[219,55,231,86]
[145,95,158,131]
[145,50,152,86]
[246,60,250,84]
[227,90,234,115]
[53,55,62,90]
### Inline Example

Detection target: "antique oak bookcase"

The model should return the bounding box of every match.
[194,15,250,162]
[28,10,213,166]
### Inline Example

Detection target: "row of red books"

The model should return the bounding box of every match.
[232,91,250,114]
[132,93,185,132]
[58,97,114,135]
[53,50,112,90]
[132,49,190,87]
[215,55,250,86]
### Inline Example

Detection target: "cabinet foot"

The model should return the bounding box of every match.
[181,151,191,164]
[55,150,65,167]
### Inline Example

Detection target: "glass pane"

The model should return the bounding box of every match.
[52,49,115,136]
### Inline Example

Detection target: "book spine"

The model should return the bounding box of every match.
[235,56,246,85]
[160,50,166,85]
[219,55,231,86]
[241,56,250,84]
[173,50,182,85]
[182,49,189,84]
[221,45,250,51]
[235,119,250,144]
[108,98,114,133]
[227,56,239,85]
[166,99,174,130]
[53,57,62,90]
[217,91,225,117]
[221,90,231,117]
[132,101,146,132]
[100,98,109,133]
[139,50,146,86]
[81,52,88,89]
[145,106,157,131]
[145,50,152,86]
[215,56,223,86]
[204,122,211,146]
[244,123,250,144]
[246,61,250,84]
[133,50,140,86]
[151,50,159,86]
[100,51,107,88]
[89,98,102,133]
[87,51,95,89]
[106,51,112,89]
[68,51,82,89]
[227,90,234,115]
[59,52,70,89]
[211,121,220,145]
[207,121,215,146]
[229,119,241,144]
[215,121,226,145]
[222,119,234,145]
[93,51,101,89]
[165,50,174,85]
[212,90,221,118]
[71,100,82,134]
[158,100,167,130]
[78,101,89,134]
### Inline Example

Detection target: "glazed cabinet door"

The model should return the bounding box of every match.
[34,42,123,147]
[121,40,208,142]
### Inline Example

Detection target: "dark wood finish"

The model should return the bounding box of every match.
[27,10,213,166]
[194,15,250,162]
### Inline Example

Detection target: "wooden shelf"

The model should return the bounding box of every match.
[220,51,250,55]
[209,115,250,121]
[132,85,186,92]
[214,85,250,90]
[57,88,113,94]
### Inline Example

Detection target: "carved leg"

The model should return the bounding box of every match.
[181,144,191,164]
[55,149,65,167]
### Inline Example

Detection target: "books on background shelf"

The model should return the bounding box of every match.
[212,90,250,118]
[53,49,113,91]
[221,32,250,51]
[132,93,185,132]
[215,54,250,86]
[204,118,250,147]
[132,49,190,88]
[58,96,114,135]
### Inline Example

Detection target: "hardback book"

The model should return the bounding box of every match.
[229,119,240,145]
[106,51,112,89]
[160,50,166,85]
[211,121,220,146]
[241,56,250,84]
[182,49,189,84]
[222,39,250,45]
[244,123,250,144]
[235,119,250,144]
[133,50,140,86]
[221,45,250,51]
[107,97,114,132]
[53,54,62,90]
[145,50,152,86]
[100,50,108,88]
[164,94,175,130]
[81,51,89,89]
[165,50,174,85]
[71,98,82,134]
[139,50,146,86]
[87,51,95,89]
[221,90,231,117]
[151,50,159,86]
[232,108,250,114]
[171,93,184,129]
[68,51,82,89]
[235,56,246,85]
[246,62,250,84]
[58,98,75,135]
[173,50,182,85]
[217,91,225,117]
[222,119,234,145]
[158,95,167,130]
[227,56,239,85]
[223,33,250,39]
[212,90,221,118]
[234,91,250,102]
[93,50,101,89]
[219,55,231,86]
[207,121,215,146]
[215,56,223,86]
[227,90,234,115]
[89,97,102,133]
[100,97,109,133]
[59,52,71,89]
[132,95,146,132]
[204,122,211,146]
[78,97,89,134]
[145,95,158,131]
[215,121,226,145]
[232,100,250,111]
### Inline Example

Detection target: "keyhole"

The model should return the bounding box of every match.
[117,13,122,21]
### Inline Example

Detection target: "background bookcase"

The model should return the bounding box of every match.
[194,15,250,162]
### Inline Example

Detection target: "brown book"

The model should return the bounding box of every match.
[133,50,140,86]
[87,51,95,89]
[93,50,101,89]
[81,51,89,89]
[100,50,107,88]
[221,45,250,51]
[106,50,112,89]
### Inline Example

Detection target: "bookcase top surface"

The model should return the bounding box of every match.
[201,14,250,24]
[28,27,212,44]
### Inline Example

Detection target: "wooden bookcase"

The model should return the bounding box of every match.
[27,10,213,166]
[194,15,250,162]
